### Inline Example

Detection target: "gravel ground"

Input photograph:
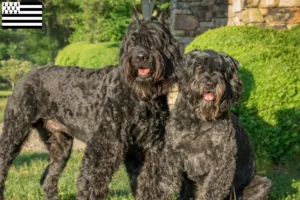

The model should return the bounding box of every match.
[0,123,86,152]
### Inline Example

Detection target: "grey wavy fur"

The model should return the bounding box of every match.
[159,49,272,200]
[0,13,181,200]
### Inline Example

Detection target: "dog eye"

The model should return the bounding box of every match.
[131,33,137,41]
[197,65,203,71]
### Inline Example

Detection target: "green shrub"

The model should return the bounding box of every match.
[186,25,300,166]
[0,59,34,89]
[55,42,120,68]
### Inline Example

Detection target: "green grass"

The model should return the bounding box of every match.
[5,151,133,200]
[0,90,11,123]
[3,151,300,199]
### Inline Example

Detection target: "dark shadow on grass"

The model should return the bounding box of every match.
[13,152,48,167]
[108,189,131,197]
[57,190,131,200]
[59,193,76,200]
[106,43,121,48]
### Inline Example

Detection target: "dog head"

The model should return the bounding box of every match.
[120,8,181,101]
[180,49,243,120]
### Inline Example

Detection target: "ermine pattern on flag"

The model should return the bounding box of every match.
[2,2,43,29]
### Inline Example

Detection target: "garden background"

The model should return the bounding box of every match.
[0,0,299,199]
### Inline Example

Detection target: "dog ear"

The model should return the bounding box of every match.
[219,52,243,104]
[158,6,171,27]
[132,5,141,23]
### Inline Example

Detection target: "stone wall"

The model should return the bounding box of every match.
[170,0,229,53]
[170,0,300,53]
[228,0,300,29]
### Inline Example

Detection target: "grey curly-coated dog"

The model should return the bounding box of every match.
[160,49,272,200]
[0,12,181,200]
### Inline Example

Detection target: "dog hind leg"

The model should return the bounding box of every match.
[0,106,33,200]
[35,121,73,200]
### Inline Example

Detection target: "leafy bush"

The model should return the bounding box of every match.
[0,29,59,65]
[55,42,120,68]
[0,59,34,89]
[186,25,300,166]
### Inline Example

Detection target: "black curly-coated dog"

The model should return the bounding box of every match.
[0,12,181,200]
[160,49,272,200]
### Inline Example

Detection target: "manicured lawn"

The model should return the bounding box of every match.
[2,151,300,200]
[5,151,134,200]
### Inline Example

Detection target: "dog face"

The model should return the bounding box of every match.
[180,50,243,120]
[120,10,181,101]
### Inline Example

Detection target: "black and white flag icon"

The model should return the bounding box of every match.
[2,2,42,29]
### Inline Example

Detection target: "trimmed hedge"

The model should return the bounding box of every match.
[55,42,120,68]
[186,25,300,166]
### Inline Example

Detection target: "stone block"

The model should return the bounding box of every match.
[247,0,260,7]
[171,2,177,9]
[200,21,216,27]
[248,8,265,22]
[195,27,210,35]
[259,8,269,16]
[213,4,229,12]
[266,24,287,29]
[228,5,233,19]
[173,9,184,14]
[197,0,216,6]
[247,22,266,27]
[205,7,214,21]
[190,6,208,21]
[233,13,245,25]
[242,10,250,24]
[259,0,279,8]
[185,30,195,37]
[262,8,300,24]
[232,0,243,13]
[278,0,300,7]
[216,0,228,4]
[175,14,199,30]
[215,18,228,27]
[227,18,236,25]
[172,30,185,36]
[215,11,227,18]
[174,37,195,45]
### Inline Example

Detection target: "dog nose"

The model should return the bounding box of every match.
[136,53,148,61]
[206,81,215,88]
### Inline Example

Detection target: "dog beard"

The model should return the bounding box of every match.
[193,80,228,121]
[121,49,172,101]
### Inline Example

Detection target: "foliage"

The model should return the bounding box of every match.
[0,59,34,89]
[68,0,136,43]
[0,29,59,65]
[55,42,120,68]
[186,25,300,165]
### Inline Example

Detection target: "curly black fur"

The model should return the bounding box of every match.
[160,50,272,200]
[0,14,181,200]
